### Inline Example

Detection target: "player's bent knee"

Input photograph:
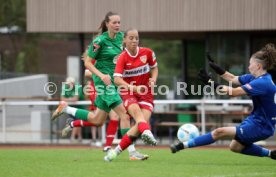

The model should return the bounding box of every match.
[229,146,240,153]
[229,143,242,153]
[93,120,105,127]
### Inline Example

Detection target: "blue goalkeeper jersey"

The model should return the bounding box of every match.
[239,73,276,132]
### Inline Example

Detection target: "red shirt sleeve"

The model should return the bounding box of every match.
[147,49,157,68]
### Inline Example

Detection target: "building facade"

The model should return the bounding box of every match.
[27,0,276,98]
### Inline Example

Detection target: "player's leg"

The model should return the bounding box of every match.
[104,124,141,162]
[171,127,236,153]
[102,90,138,161]
[122,97,157,147]
[127,103,157,146]
[104,99,150,161]
[103,110,119,152]
[99,85,143,161]
[127,107,154,160]
[62,118,98,137]
[91,126,97,145]
[229,140,271,158]
[104,106,157,161]
[103,111,148,160]
[229,119,273,159]
[140,103,154,126]
[103,103,137,161]
[70,127,82,143]
[104,92,154,161]
[60,103,104,137]
[52,98,109,126]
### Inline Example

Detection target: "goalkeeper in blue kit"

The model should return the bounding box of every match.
[171,43,276,160]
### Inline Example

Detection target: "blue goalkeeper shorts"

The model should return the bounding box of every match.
[235,115,274,145]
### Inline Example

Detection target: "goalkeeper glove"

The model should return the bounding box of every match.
[207,53,226,75]
[198,69,221,89]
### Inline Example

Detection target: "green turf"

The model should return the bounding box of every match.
[1,148,276,177]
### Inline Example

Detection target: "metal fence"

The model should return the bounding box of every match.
[2,99,273,146]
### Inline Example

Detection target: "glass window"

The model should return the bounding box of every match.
[207,34,249,98]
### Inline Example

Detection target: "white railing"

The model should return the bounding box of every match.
[0,99,253,144]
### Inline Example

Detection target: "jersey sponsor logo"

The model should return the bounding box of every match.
[93,43,100,52]
[107,46,113,49]
[126,63,132,66]
[113,55,119,64]
[245,84,252,90]
[240,128,244,135]
[140,55,147,63]
[123,64,150,77]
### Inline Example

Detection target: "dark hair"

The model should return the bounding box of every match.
[98,11,119,35]
[253,43,276,70]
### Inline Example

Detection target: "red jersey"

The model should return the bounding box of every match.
[114,47,157,86]
[84,59,97,110]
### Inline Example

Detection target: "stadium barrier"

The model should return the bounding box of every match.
[0,99,255,145]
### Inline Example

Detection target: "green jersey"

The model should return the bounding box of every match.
[87,32,124,112]
[87,31,123,76]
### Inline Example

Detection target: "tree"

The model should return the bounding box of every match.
[0,0,41,73]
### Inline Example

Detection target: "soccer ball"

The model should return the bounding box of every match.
[177,123,200,142]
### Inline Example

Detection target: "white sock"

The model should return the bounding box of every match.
[70,121,74,128]
[115,146,122,155]
[127,144,136,153]
[64,106,77,116]
[183,142,189,148]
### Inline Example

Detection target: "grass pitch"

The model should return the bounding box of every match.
[1,147,276,177]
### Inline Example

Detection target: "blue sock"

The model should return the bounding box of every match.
[186,133,215,148]
[241,144,270,157]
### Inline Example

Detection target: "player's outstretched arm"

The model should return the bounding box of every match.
[220,86,247,97]
[207,53,241,85]
[198,69,246,97]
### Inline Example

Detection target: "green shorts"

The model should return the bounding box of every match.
[94,83,122,113]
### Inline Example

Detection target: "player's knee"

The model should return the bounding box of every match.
[229,141,243,153]
[94,120,105,127]
[229,144,240,153]
[110,115,119,120]
[119,112,129,121]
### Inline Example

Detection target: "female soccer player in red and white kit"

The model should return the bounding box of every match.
[62,50,148,160]
[104,28,158,161]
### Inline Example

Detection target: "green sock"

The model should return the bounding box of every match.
[120,128,130,136]
[75,109,90,121]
